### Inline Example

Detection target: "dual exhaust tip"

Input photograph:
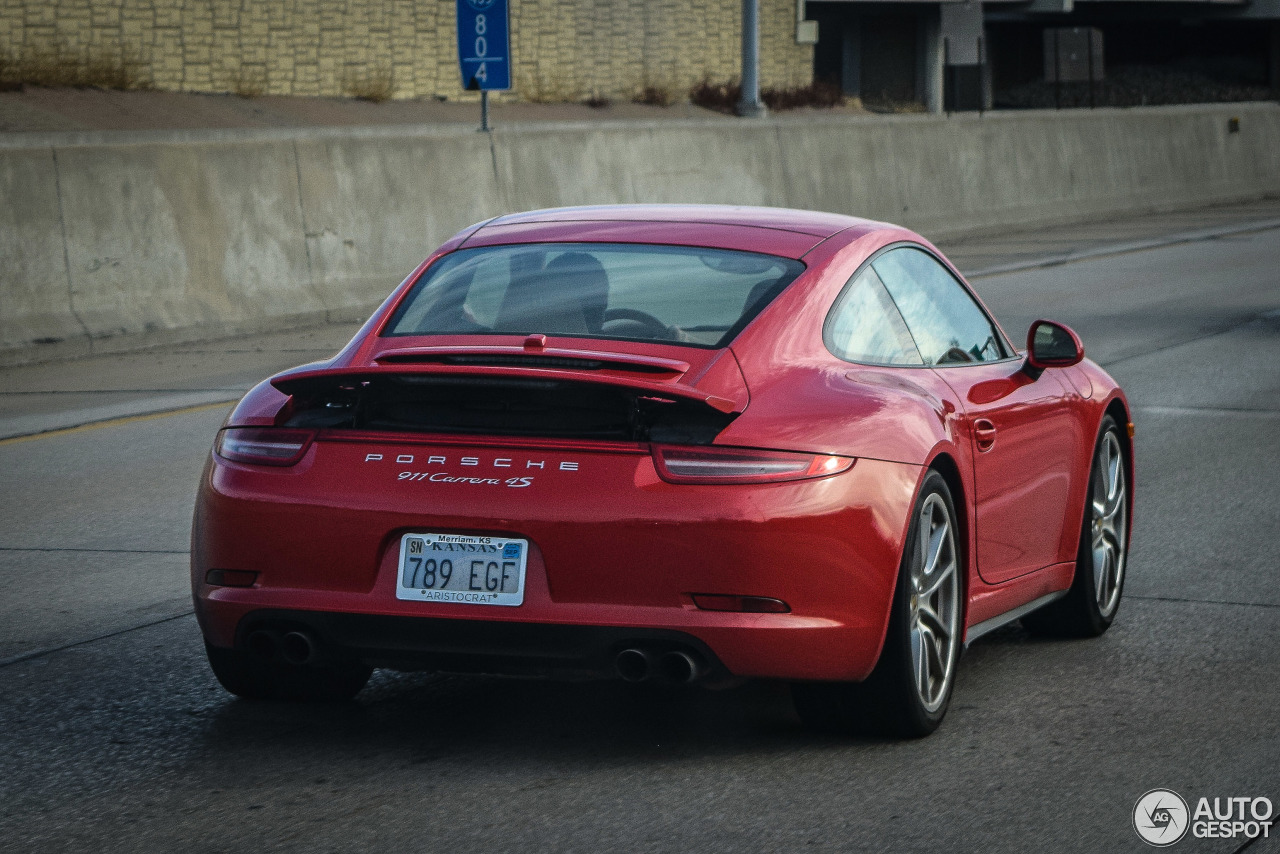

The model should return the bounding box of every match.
[247,629,319,666]
[615,647,705,685]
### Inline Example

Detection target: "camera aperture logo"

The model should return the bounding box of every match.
[1134,790,1189,847]
[1134,790,1275,846]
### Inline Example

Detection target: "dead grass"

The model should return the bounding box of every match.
[765,80,844,110]
[344,62,395,103]
[230,64,268,98]
[517,70,580,104]
[633,84,676,107]
[863,98,926,114]
[689,79,739,113]
[0,55,18,91]
[690,78,846,113]
[0,42,150,91]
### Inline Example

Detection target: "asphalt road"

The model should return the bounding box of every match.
[1,199,1278,853]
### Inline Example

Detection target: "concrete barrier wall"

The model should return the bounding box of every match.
[3,102,1278,363]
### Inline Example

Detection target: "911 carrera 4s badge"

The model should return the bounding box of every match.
[395,533,527,606]
[398,472,534,487]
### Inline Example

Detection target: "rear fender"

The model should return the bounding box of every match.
[717,362,956,464]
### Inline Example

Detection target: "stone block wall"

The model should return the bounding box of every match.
[0,0,814,100]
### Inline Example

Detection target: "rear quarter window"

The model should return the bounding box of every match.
[871,247,1009,365]
[824,265,925,366]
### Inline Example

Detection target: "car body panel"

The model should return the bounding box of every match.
[192,440,920,681]
[932,361,1087,583]
[461,220,834,259]
[480,203,873,236]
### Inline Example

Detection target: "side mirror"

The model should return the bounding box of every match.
[1024,319,1084,378]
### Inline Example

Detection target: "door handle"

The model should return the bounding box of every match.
[974,419,997,452]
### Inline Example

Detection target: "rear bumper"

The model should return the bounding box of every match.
[197,592,889,682]
[192,441,922,682]
[228,608,731,681]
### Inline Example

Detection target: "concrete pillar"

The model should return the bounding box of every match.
[842,18,861,98]
[1270,21,1280,94]
[940,2,986,111]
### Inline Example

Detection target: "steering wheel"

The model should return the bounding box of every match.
[601,308,672,339]
[938,346,975,365]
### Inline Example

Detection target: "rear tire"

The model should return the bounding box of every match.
[205,642,372,702]
[1022,415,1128,638]
[793,471,963,737]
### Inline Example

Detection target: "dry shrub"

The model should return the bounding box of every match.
[231,64,268,98]
[689,79,738,113]
[0,55,17,91]
[345,63,395,103]
[863,98,926,114]
[995,64,1274,110]
[517,70,579,104]
[691,78,848,113]
[633,84,676,107]
[764,79,844,110]
[0,42,149,90]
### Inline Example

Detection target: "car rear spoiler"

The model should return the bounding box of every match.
[372,345,690,375]
[270,352,748,414]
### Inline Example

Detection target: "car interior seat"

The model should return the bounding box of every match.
[494,252,606,335]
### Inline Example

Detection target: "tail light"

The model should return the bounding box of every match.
[215,428,315,466]
[652,445,853,484]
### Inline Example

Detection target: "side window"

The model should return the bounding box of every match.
[825,265,924,366]
[872,247,1008,365]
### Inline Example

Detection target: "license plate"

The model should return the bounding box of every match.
[395,533,527,606]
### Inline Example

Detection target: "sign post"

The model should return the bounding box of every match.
[455,0,511,132]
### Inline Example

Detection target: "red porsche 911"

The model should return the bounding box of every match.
[192,204,1132,736]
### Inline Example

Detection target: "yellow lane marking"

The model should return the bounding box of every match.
[0,400,235,447]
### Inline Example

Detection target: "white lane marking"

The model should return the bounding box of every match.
[1134,405,1280,420]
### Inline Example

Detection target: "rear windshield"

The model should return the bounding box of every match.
[384,243,805,348]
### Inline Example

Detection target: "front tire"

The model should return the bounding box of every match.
[793,470,963,737]
[1023,415,1129,637]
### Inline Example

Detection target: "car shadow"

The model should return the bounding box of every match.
[186,612,1136,770]
[201,672,809,760]
[191,620,1101,765]
[194,666,938,769]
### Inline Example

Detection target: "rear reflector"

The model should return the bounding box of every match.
[205,569,258,587]
[691,594,791,613]
[215,427,314,466]
[653,446,853,484]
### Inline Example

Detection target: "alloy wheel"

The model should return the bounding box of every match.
[1090,431,1127,617]
[909,493,960,713]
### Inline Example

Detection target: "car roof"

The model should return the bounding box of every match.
[462,204,891,260]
